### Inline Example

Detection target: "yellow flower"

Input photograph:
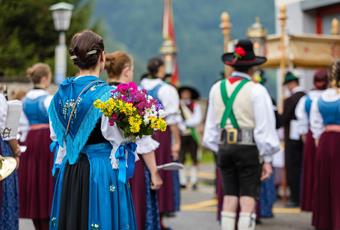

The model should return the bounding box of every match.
[128,115,142,133]
[149,117,167,132]
[157,118,167,132]
[93,99,103,109]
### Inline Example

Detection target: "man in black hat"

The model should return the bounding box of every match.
[178,86,202,190]
[203,39,280,230]
[278,71,305,208]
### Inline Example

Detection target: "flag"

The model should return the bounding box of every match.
[162,0,179,85]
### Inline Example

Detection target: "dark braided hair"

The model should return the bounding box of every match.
[147,57,164,76]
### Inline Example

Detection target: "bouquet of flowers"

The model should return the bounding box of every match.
[94,82,167,140]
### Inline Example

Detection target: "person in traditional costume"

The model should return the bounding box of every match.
[0,91,21,230]
[203,40,280,230]
[295,69,328,212]
[178,86,202,190]
[252,70,277,219]
[17,63,53,230]
[48,30,159,230]
[311,61,340,230]
[105,51,163,230]
[140,57,181,230]
[277,71,305,208]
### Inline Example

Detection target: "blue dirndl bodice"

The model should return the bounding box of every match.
[23,95,49,125]
[304,96,312,118]
[318,98,340,125]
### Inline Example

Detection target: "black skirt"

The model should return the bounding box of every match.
[58,154,90,230]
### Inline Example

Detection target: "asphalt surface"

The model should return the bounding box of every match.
[163,185,314,230]
[19,163,314,230]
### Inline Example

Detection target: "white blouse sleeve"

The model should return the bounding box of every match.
[49,121,66,165]
[136,136,159,154]
[295,96,309,136]
[185,103,202,127]
[0,93,7,129]
[44,95,53,110]
[310,99,324,140]
[101,116,123,168]
[202,84,220,153]
[252,85,280,162]
[158,85,181,125]
[18,112,30,142]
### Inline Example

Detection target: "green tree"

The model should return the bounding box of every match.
[0,0,101,81]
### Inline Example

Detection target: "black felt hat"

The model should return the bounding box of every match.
[178,86,200,100]
[222,39,267,67]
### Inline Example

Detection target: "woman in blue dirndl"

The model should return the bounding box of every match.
[48,30,160,230]
[0,92,20,230]
[105,51,163,230]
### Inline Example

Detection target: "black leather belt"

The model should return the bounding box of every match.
[220,128,255,145]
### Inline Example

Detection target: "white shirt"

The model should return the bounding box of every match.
[295,90,324,136]
[310,88,340,139]
[0,93,21,141]
[183,102,202,127]
[140,78,181,125]
[203,72,280,162]
[0,93,7,130]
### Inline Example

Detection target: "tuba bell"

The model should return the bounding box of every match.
[0,155,17,181]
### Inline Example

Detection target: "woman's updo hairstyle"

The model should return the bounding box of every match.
[69,30,104,69]
[330,60,340,88]
[26,63,51,84]
[313,69,329,90]
[105,51,132,79]
[147,57,164,76]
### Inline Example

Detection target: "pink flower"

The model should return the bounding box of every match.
[127,82,138,91]
[115,84,129,93]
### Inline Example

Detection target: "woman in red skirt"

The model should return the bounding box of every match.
[19,63,54,230]
[295,69,328,211]
[311,61,340,230]
[140,57,181,230]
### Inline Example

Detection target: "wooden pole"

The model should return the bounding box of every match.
[278,4,288,202]
[331,18,339,35]
[279,5,287,111]
[220,12,232,78]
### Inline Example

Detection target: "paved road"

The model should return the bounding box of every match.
[164,185,314,230]
[19,163,314,229]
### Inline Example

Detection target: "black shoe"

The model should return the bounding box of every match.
[161,227,172,230]
[285,201,299,208]
[180,185,187,189]
[256,219,263,225]
[192,183,198,191]
[164,212,176,218]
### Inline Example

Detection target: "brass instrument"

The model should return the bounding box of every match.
[0,155,17,181]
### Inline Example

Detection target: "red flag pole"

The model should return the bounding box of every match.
[160,0,179,85]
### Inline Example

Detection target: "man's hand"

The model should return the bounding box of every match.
[261,163,272,181]
[150,171,163,190]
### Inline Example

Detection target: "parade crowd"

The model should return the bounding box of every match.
[0,30,339,230]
